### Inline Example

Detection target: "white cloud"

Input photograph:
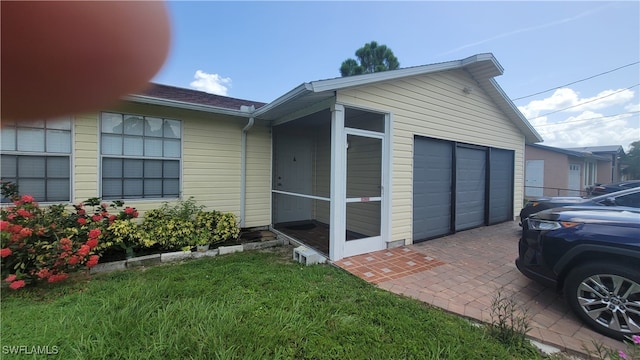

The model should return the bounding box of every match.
[518,87,635,120]
[190,70,231,96]
[625,102,640,112]
[532,110,639,150]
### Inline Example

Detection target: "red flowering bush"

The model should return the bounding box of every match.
[1,186,138,289]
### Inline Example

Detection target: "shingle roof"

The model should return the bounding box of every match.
[138,83,267,111]
[528,144,610,161]
[566,145,623,154]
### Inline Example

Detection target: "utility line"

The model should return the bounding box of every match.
[513,61,640,101]
[534,111,640,127]
[527,84,639,121]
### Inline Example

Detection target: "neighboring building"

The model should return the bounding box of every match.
[524,144,612,198]
[567,145,624,183]
[1,53,542,261]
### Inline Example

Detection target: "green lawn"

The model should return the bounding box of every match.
[1,247,542,359]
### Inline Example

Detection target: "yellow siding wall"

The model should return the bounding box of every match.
[72,103,272,227]
[74,113,100,201]
[337,69,525,245]
[245,121,272,227]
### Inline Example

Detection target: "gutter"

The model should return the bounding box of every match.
[240,105,255,228]
[125,94,249,117]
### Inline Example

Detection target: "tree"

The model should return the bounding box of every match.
[340,41,400,77]
[620,141,640,179]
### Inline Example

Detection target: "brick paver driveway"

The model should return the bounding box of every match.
[336,221,624,357]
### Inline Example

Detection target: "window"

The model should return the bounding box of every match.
[1,117,72,203]
[613,191,640,208]
[100,112,181,199]
[584,161,596,187]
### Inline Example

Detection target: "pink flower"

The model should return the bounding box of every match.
[619,350,628,360]
[77,217,87,225]
[68,255,80,265]
[0,220,9,231]
[101,203,108,209]
[19,227,33,237]
[0,248,12,258]
[92,214,102,222]
[21,195,34,203]
[632,335,640,344]
[37,268,51,279]
[9,280,25,290]
[88,229,101,239]
[77,245,90,257]
[86,255,99,268]
[86,239,98,249]
[77,209,86,216]
[48,273,69,283]
[124,207,135,215]
[16,209,32,218]
[5,274,16,283]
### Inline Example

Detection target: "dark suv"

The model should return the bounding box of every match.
[519,187,640,225]
[516,206,640,340]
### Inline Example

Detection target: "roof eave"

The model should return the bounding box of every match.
[124,94,252,117]
[252,83,314,119]
[308,53,502,93]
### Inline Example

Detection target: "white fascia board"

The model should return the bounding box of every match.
[309,53,500,93]
[461,53,504,74]
[252,83,313,118]
[309,60,464,93]
[125,95,251,118]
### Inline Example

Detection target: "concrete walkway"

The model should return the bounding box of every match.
[335,221,624,358]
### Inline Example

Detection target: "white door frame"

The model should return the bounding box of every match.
[329,104,390,261]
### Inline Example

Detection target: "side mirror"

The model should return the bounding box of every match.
[601,197,616,206]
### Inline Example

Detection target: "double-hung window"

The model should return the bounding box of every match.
[1,117,72,203]
[100,112,181,199]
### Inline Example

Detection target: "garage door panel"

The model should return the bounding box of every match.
[413,138,452,241]
[489,149,514,224]
[455,147,486,231]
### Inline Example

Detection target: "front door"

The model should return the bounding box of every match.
[568,164,581,196]
[343,130,385,257]
[274,135,312,223]
[525,160,544,197]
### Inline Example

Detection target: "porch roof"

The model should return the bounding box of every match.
[253,53,543,143]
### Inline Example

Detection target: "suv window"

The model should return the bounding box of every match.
[613,192,640,208]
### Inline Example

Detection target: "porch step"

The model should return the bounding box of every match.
[293,246,326,266]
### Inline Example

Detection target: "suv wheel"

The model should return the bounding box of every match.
[564,262,640,340]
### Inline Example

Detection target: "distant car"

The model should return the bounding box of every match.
[519,187,640,225]
[588,180,640,197]
[516,206,640,340]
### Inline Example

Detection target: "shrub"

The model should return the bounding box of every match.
[213,212,240,243]
[1,183,139,289]
[137,199,239,250]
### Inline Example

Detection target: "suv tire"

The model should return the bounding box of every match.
[564,262,640,340]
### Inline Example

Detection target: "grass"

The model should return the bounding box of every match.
[1,247,542,359]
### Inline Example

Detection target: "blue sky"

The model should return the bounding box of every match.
[152,1,640,151]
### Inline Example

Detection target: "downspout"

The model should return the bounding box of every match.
[240,105,255,228]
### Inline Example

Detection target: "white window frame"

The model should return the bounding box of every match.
[99,112,182,200]
[0,117,73,203]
